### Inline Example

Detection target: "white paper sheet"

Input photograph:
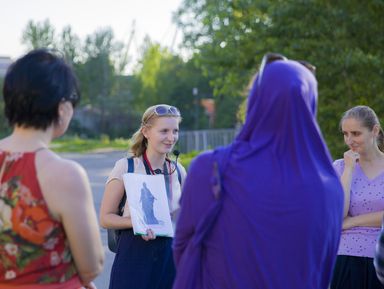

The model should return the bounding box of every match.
[122,173,174,237]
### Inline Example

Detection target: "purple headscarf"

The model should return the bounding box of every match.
[173,60,343,289]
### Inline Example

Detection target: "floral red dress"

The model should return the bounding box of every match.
[0,150,81,288]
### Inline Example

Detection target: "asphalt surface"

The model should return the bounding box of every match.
[61,150,127,289]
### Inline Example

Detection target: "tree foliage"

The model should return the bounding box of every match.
[18,20,138,137]
[176,0,384,157]
[21,19,56,50]
[59,26,81,63]
[0,78,10,136]
[131,39,213,129]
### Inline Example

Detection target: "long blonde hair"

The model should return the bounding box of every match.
[130,104,182,157]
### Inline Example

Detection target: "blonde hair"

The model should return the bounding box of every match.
[130,104,181,157]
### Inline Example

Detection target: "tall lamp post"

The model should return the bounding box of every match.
[193,87,199,130]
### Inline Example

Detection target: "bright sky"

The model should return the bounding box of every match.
[0,0,184,72]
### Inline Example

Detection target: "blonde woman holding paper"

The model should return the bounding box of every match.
[100,104,186,289]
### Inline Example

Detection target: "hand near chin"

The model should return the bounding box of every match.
[344,150,360,169]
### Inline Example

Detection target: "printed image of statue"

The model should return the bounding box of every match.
[140,182,160,225]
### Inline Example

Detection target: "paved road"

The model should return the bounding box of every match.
[61,150,127,289]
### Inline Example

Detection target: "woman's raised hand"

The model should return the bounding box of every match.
[343,150,360,169]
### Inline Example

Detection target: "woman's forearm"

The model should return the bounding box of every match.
[100,214,133,229]
[340,168,354,217]
[343,211,384,229]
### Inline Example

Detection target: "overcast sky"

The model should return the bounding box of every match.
[0,0,184,72]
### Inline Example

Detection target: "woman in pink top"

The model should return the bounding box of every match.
[331,105,384,289]
[0,49,104,288]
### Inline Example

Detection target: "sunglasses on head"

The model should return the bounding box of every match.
[257,53,316,86]
[153,105,180,117]
[143,105,181,126]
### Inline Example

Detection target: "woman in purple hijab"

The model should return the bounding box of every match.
[173,54,344,289]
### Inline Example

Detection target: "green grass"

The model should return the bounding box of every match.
[51,135,130,153]
[51,136,203,169]
[178,150,201,170]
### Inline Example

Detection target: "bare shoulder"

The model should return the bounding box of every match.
[36,150,91,217]
[37,150,88,185]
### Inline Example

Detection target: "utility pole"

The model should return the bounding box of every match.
[119,20,136,73]
[170,27,178,53]
[193,87,199,130]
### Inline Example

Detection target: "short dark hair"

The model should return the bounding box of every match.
[2,48,80,129]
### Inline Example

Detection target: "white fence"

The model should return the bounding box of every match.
[178,129,237,153]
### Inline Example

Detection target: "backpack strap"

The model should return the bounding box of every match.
[173,160,182,185]
[118,157,134,214]
[142,157,152,175]
[127,157,134,173]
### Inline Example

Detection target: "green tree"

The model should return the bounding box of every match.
[21,19,57,50]
[20,21,137,137]
[176,0,384,156]
[155,53,212,129]
[59,26,81,64]
[176,0,268,128]
[79,28,116,102]
[0,77,10,136]
[77,28,129,133]
[131,40,213,129]
[131,38,165,110]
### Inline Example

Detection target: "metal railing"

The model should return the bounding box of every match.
[177,128,237,153]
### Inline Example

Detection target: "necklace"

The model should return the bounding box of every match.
[143,150,174,210]
[143,151,172,175]
[143,151,168,175]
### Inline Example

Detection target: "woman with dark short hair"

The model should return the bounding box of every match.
[0,49,104,289]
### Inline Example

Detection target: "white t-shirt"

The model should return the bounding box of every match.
[107,156,186,219]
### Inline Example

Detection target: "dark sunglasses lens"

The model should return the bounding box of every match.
[265,53,287,64]
[169,107,180,115]
[297,60,316,74]
[155,106,168,115]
